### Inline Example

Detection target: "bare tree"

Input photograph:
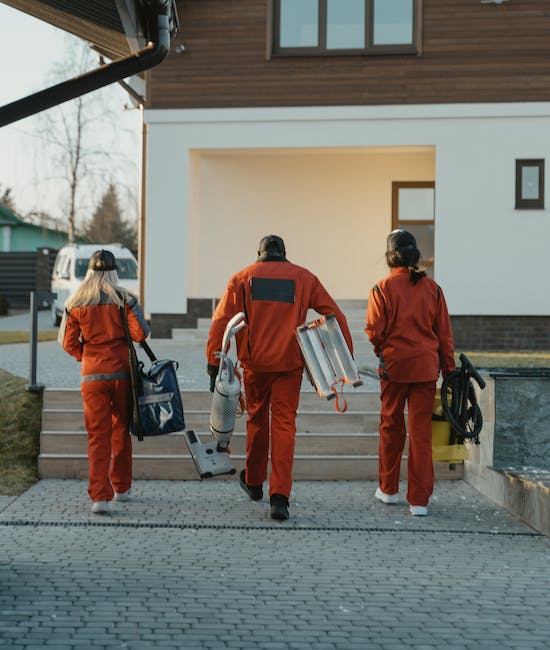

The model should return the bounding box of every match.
[34,38,140,243]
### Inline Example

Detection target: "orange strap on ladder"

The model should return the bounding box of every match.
[331,378,348,413]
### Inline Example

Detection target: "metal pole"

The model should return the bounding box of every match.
[26,290,57,394]
[26,291,43,393]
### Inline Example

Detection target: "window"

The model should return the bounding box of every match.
[515,159,545,210]
[273,0,418,56]
[392,181,435,277]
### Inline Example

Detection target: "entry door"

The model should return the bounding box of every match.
[392,181,435,277]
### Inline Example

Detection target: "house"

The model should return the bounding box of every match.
[141,0,550,349]
[0,203,68,252]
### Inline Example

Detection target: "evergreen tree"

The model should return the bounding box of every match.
[0,185,16,214]
[84,183,137,251]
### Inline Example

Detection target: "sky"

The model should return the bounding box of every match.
[0,3,142,228]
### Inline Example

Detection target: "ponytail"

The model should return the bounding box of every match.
[409,265,427,285]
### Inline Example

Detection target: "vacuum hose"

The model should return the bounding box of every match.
[440,353,485,444]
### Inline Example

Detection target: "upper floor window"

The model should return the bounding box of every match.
[273,0,419,56]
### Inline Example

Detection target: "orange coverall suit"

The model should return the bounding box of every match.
[59,295,149,502]
[207,259,353,499]
[365,267,455,507]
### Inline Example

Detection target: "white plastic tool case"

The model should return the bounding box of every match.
[296,313,362,404]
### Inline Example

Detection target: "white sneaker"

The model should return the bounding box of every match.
[410,505,428,516]
[113,489,132,502]
[91,500,109,514]
[375,487,400,504]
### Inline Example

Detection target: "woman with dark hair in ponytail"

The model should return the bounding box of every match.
[365,230,455,516]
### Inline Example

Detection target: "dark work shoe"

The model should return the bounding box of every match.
[270,494,289,521]
[239,469,263,501]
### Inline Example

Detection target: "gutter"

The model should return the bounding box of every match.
[0,0,176,127]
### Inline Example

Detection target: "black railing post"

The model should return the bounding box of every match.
[26,290,57,393]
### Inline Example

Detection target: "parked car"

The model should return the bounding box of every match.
[51,244,139,326]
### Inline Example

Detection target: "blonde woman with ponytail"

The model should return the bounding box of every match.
[59,249,149,514]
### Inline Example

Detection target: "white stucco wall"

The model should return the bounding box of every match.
[144,103,550,316]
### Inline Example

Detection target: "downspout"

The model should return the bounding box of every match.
[0,0,173,127]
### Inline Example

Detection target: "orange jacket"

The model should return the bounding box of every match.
[207,259,353,373]
[366,267,455,382]
[59,294,149,381]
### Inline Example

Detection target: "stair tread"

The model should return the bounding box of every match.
[39,453,382,459]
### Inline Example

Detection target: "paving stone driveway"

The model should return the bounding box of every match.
[1,479,550,650]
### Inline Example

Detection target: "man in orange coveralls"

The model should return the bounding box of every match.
[366,230,455,516]
[207,235,353,521]
[59,250,149,514]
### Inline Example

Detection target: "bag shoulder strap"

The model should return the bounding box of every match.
[119,301,146,441]
[119,297,157,362]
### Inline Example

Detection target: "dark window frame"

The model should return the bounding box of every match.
[272,0,420,57]
[392,181,435,272]
[515,159,545,210]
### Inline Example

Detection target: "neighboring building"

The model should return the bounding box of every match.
[0,204,68,252]
[141,0,550,348]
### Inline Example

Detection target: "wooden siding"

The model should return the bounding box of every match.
[147,0,550,109]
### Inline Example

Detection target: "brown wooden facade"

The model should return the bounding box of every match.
[147,0,550,109]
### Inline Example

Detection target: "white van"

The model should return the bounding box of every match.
[51,244,139,325]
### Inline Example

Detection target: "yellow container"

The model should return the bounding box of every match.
[431,389,469,462]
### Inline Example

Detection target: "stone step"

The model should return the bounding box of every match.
[38,454,462,481]
[43,389,382,411]
[193,307,368,332]
[41,409,383,434]
[40,430,383,456]
[39,388,469,483]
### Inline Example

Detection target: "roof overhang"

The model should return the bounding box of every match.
[0,0,178,125]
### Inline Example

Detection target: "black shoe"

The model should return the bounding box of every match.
[239,469,263,501]
[270,494,289,521]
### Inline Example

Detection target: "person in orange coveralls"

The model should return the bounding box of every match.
[58,249,149,514]
[365,230,455,516]
[207,235,353,521]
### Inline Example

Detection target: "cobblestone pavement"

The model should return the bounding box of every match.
[1,479,550,650]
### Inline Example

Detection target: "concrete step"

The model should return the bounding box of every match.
[41,409,382,434]
[38,388,467,482]
[40,430,383,456]
[43,389,382,411]
[38,454,462,481]
[193,306,368,333]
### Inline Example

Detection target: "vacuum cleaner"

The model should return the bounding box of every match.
[184,312,246,478]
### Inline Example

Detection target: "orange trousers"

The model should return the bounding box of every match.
[81,378,133,502]
[242,367,303,498]
[378,379,436,507]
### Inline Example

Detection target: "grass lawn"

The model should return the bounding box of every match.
[0,331,59,345]
[0,369,43,495]
[458,350,550,369]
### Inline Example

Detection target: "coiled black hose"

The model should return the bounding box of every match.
[441,353,486,444]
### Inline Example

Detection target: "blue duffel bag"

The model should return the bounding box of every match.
[130,357,186,440]
[120,305,185,441]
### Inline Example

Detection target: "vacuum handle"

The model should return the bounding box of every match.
[220,311,246,356]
